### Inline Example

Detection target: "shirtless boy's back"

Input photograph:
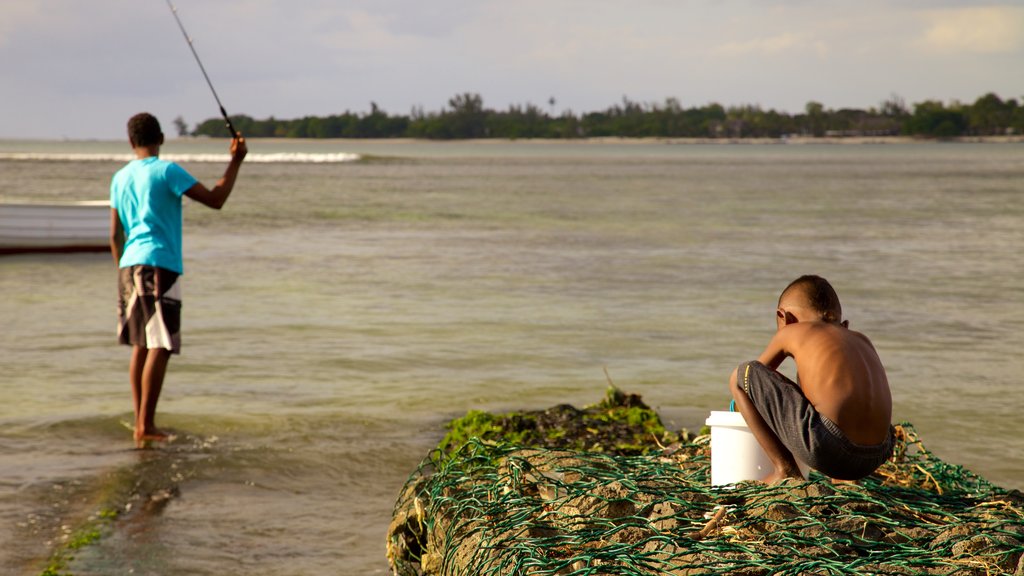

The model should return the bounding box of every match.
[729,275,894,482]
[761,321,892,446]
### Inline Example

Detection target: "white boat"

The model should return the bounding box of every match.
[0,200,110,254]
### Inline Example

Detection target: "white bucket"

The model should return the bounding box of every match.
[705,410,810,485]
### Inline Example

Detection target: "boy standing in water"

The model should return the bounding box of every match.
[728,275,894,482]
[109,112,246,446]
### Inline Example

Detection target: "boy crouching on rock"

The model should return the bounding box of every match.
[729,275,894,483]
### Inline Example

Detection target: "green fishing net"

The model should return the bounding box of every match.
[389,413,1023,575]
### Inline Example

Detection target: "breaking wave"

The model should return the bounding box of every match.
[0,152,361,163]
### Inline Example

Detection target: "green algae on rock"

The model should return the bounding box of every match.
[437,386,686,457]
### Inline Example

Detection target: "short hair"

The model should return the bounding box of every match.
[780,275,842,323]
[127,113,163,147]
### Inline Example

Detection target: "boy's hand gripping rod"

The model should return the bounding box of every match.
[164,0,240,138]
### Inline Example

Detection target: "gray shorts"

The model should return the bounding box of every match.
[738,361,893,480]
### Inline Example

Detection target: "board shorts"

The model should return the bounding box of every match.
[117,265,182,354]
[737,360,894,480]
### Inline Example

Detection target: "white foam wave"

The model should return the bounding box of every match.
[166,152,362,163]
[0,152,361,164]
[0,153,135,162]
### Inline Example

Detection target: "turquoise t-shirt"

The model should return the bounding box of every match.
[110,156,197,274]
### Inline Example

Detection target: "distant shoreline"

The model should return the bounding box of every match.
[453,135,1024,145]
[2,135,1022,146]
[172,134,1024,145]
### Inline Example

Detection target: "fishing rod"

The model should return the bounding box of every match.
[164,0,239,138]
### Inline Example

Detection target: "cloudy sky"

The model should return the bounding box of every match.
[2,0,1022,139]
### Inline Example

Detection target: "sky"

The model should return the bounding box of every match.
[1,0,1022,140]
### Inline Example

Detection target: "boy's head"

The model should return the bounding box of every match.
[127,113,164,148]
[777,275,842,325]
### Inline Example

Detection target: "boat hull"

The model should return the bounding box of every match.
[0,201,110,254]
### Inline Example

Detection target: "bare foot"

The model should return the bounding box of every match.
[761,467,805,484]
[134,428,172,447]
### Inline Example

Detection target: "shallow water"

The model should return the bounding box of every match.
[1,139,1022,574]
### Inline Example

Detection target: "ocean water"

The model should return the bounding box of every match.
[1,139,1022,575]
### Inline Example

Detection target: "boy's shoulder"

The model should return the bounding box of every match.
[116,157,189,179]
[778,321,828,336]
[779,321,855,342]
[784,321,876,350]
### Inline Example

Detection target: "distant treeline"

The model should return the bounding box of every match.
[187,92,1024,140]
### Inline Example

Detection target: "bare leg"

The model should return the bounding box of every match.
[729,367,803,483]
[135,347,172,444]
[129,345,147,423]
